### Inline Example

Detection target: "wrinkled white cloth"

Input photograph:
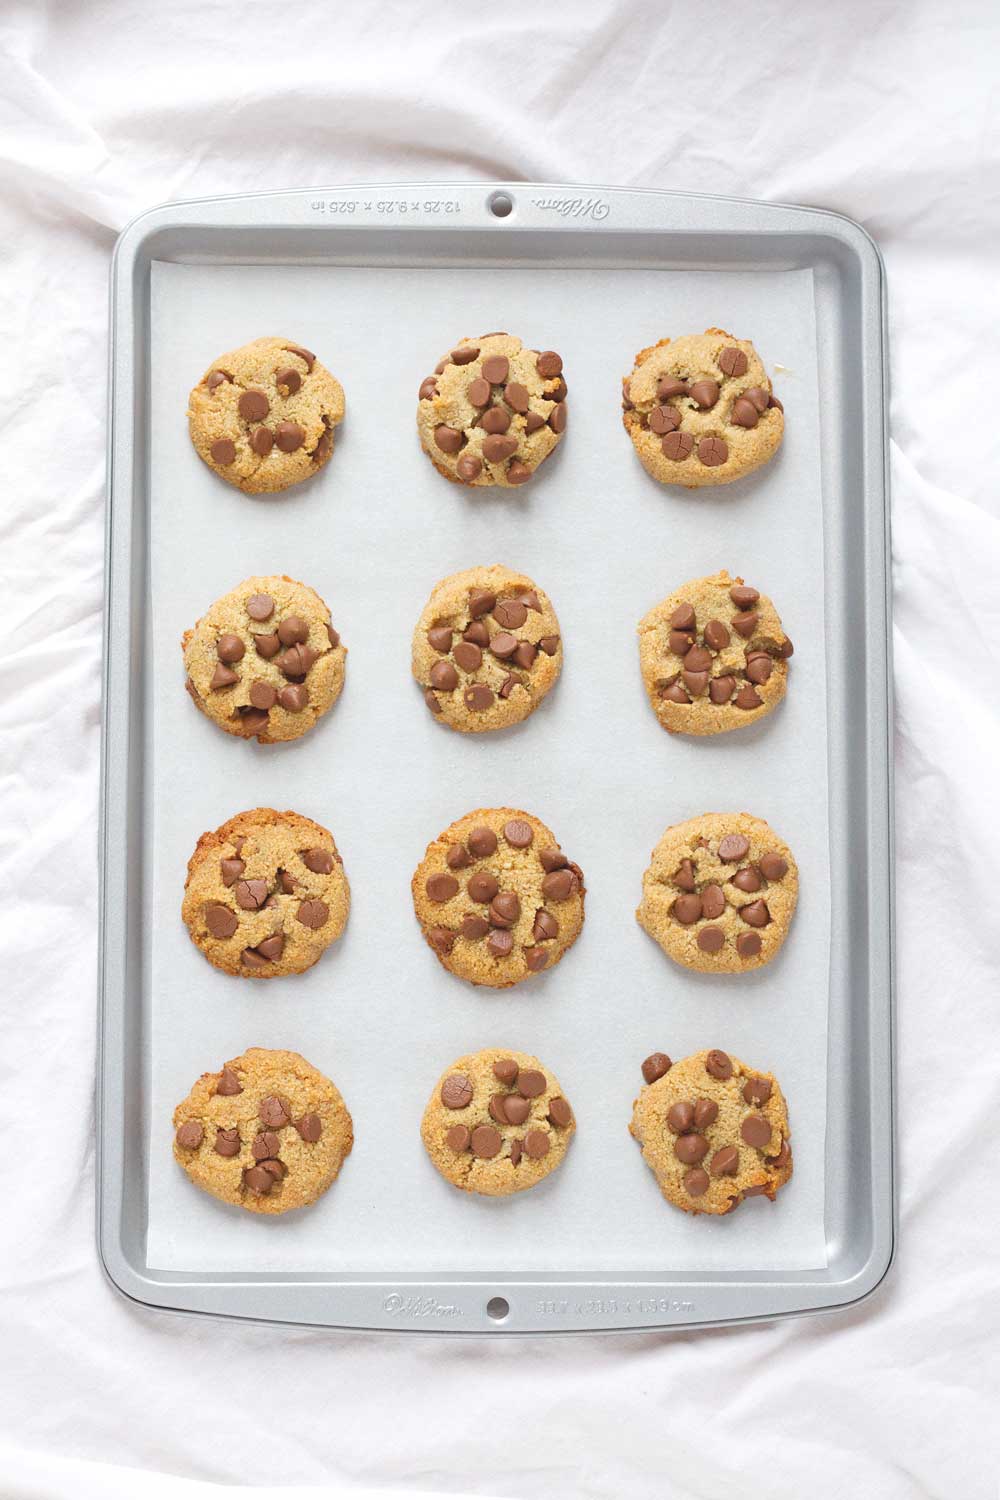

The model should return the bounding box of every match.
[1,0,997,1497]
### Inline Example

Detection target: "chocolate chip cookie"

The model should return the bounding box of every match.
[414,565,562,732]
[182,808,350,978]
[622,329,783,487]
[416,333,566,487]
[188,336,344,493]
[630,1048,792,1215]
[638,570,793,735]
[412,808,585,988]
[637,812,798,973]
[173,1047,353,1214]
[182,574,346,744]
[422,1048,575,1196]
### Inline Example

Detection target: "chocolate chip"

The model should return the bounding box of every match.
[426,871,459,904]
[468,826,498,857]
[673,893,703,924]
[539,849,568,872]
[481,354,509,384]
[698,436,728,466]
[517,1070,546,1099]
[769,394,784,412]
[709,676,736,704]
[214,1127,240,1157]
[467,377,490,406]
[439,1074,473,1110]
[429,660,459,692]
[205,903,238,939]
[743,1077,772,1107]
[260,1158,287,1182]
[505,381,530,413]
[238,390,269,421]
[493,1058,519,1085]
[731,612,759,641]
[641,1052,672,1085]
[667,605,694,635]
[661,430,694,460]
[689,379,719,409]
[541,868,578,901]
[275,616,307,647]
[242,681,274,714]
[740,900,771,929]
[312,424,332,463]
[272,365,301,397]
[296,898,328,929]
[746,654,773,685]
[731,397,759,429]
[210,663,239,690]
[674,1133,709,1164]
[434,425,463,454]
[248,426,273,457]
[210,438,236,465]
[214,634,246,669]
[697,926,724,954]
[701,884,725,920]
[778,637,794,659]
[460,913,490,940]
[716,834,748,863]
[733,685,761,710]
[252,1130,281,1161]
[741,1114,772,1148]
[299,847,333,877]
[703,619,730,651]
[487,929,513,957]
[175,1121,203,1149]
[711,1146,739,1176]
[684,1168,709,1196]
[241,947,268,969]
[489,892,520,928]
[538,634,560,655]
[682,669,709,696]
[255,933,284,961]
[251,635,280,666]
[247,594,274,623]
[667,632,693,659]
[769,1139,791,1168]
[468,871,499,906]
[242,1166,275,1195]
[279,643,316,678]
[662,683,691,704]
[532,910,559,942]
[503,817,533,848]
[511,642,536,670]
[446,1124,470,1152]
[468,589,496,619]
[648,404,681,435]
[706,1049,733,1080]
[548,402,567,434]
[426,627,453,656]
[232,877,266,911]
[464,683,494,711]
[471,1124,502,1158]
[254,1094,288,1129]
[683,646,712,675]
[736,931,762,959]
[759,852,788,881]
[524,411,546,433]
[509,1139,523,1165]
[744,387,770,414]
[220,857,245,887]
[548,1097,572,1127]
[536,351,563,379]
[546,377,568,402]
[489,1092,510,1125]
[206,371,228,391]
[482,434,518,464]
[524,1129,550,1159]
[490,601,527,635]
[456,454,482,482]
[277,684,308,712]
[667,1101,695,1133]
[283,344,315,370]
[694,1098,719,1129]
[728,584,759,609]
[451,345,479,365]
[278,870,297,894]
[657,377,688,400]
[428,926,456,955]
[732,867,762,895]
[718,346,749,377]
[505,1095,531,1125]
[481,405,511,435]
[486,631,516,661]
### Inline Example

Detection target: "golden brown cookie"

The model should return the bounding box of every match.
[182,808,350,978]
[630,1048,792,1215]
[638,569,793,735]
[622,329,783,487]
[188,336,344,493]
[182,574,346,744]
[637,812,798,973]
[413,565,562,732]
[421,1048,575,1196]
[416,333,566,487]
[412,808,585,988]
[173,1047,353,1214]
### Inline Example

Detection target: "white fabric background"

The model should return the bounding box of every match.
[1,1,997,1496]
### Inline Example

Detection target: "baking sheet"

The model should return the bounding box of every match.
[144,260,829,1274]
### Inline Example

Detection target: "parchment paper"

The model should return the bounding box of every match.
[144,260,829,1274]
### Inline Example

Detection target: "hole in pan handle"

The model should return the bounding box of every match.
[486,1296,510,1322]
[488,191,514,219]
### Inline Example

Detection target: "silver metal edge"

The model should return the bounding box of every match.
[98,183,894,1335]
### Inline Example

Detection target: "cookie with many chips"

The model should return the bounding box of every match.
[623,329,783,487]
[182,808,350,978]
[422,1048,575,1196]
[637,812,798,973]
[188,336,344,493]
[182,574,346,744]
[414,565,562,732]
[412,808,585,988]
[630,1048,792,1215]
[173,1047,353,1214]
[417,333,566,487]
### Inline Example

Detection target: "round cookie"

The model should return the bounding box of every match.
[182,808,350,978]
[421,1048,575,1196]
[183,574,346,744]
[629,1048,793,1215]
[188,336,344,493]
[636,812,798,973]
[173,1047,353,1215]
[413,565,562,732]
[622,329,783,487]
[638,569,793,735]
[416,332,566,487]
[412,808,585,988]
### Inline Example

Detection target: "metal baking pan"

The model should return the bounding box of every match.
[99,182,894,1333]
